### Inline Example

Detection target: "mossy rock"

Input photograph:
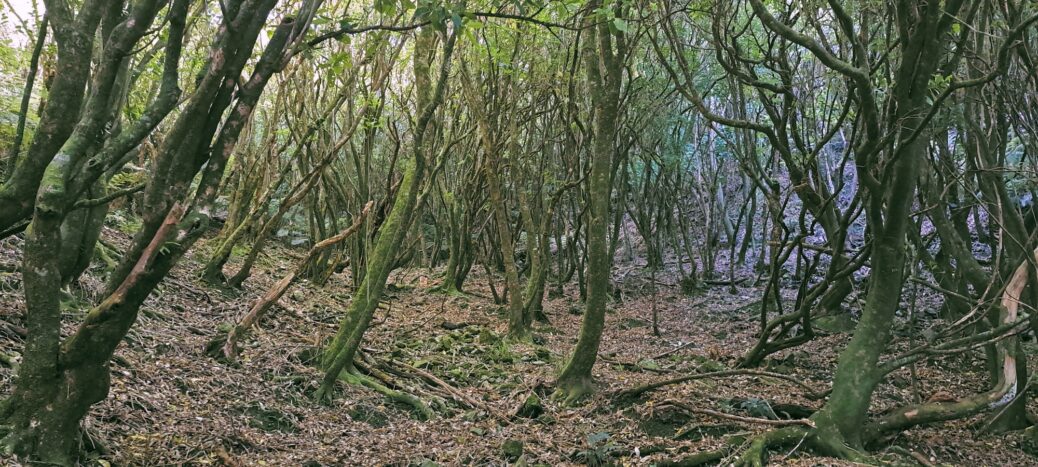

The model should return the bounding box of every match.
[477,328,501,345]
[639,409,693,437]
[462,409,483,422]
[620,317,650,329]
[515,393,544,419]
[689,355,726,372]
[636,358,662,371]
[435,334,459,351]
[766,361,795,374]
[486,342,517,363]
[293,346,320,365]
[1020,426,1038,458]
[501,439,524,461]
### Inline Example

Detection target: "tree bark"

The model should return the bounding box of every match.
[554,3,622,403]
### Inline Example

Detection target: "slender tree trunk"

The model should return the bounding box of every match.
[485,158,528,338]
[319,26,457,398]
[4,15,48,181]
[555,5,621,403]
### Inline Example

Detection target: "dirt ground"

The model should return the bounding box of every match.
[2,226,1037,466]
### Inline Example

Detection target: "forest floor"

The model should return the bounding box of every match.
[2,224,1038,466]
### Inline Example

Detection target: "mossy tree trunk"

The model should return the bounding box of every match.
[0,0,188,461]
[319,25,458,398]
[439,189,477,293]
[460,61,529,339]
[742,0,968,450]
[0,0,104,233]
[485,148,528,339]
[554,2,623,403]
[1,4,290,462]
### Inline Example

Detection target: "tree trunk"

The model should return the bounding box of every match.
[3,14,48,181]
[319,26,457,398]
[555,5,621,403]
[0,3,283,461]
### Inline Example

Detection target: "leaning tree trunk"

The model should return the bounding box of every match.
[0,3,287,462]
[0,2,103,233]
[318,26,457,399]
[219,202,371,361]
[3,14,48,181]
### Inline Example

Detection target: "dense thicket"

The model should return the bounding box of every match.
[1,0,1037,464]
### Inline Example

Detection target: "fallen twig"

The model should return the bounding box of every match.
[654,341,696,359]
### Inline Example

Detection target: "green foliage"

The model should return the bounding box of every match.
[108,171,146,189]
[573,431,618,466]
[114,215,143,236]
[591,4,629,35]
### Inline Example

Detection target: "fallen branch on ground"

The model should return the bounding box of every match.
[659,400,815,428]
[615,368,824,400]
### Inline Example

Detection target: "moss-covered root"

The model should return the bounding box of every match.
[808,428,873,463]
[731,426,811,467]
[728,426,876,467]
[430,283,467,297]
[337,369,435,421]
[552,375,595,406]
[656,449,726,467]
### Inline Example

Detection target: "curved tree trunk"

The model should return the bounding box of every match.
[0,4,286,462]
[555,4,621,403]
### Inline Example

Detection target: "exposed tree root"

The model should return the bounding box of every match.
[730,427,812,467]
[429,283,468,297]
[313,348,516,423]
[552,375,595,406]
[683,426,873,467]
[656,448,727,467]
[653,415,891,466]
[335,368,434,420]
[657,427,813,467]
